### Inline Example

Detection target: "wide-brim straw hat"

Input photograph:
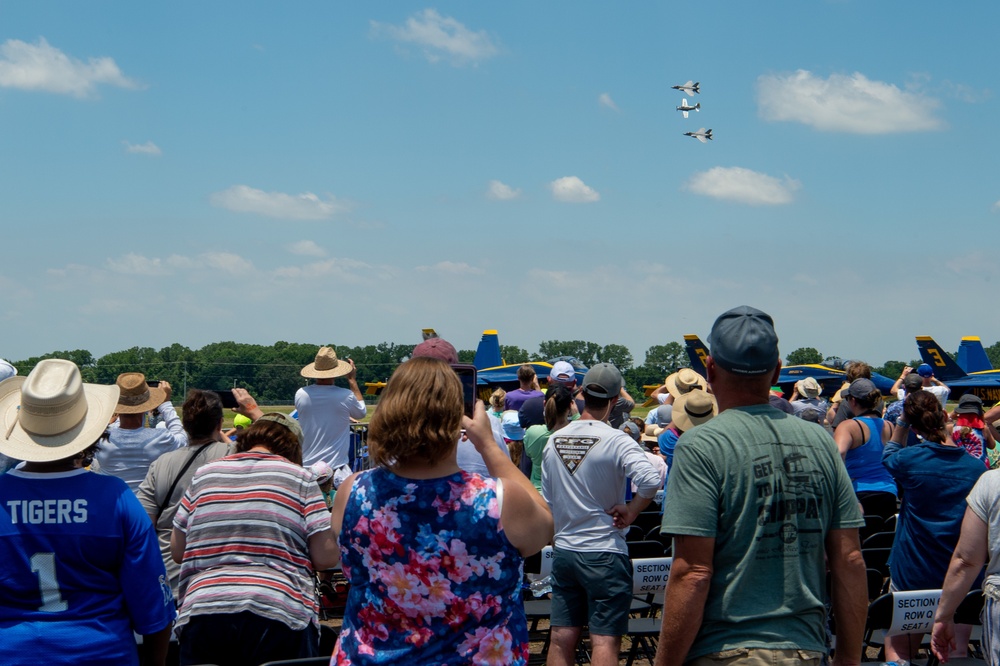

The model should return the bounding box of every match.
[671,388,718,432]
[0,359,119,463]
[665,368,706,399]
[301,346,352,379]
[115,372,167,414]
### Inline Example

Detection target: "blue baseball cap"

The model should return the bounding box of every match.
[916,364,934,378]
[707,306,779,376]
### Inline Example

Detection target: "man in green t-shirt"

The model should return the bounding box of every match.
[654,306,867,666]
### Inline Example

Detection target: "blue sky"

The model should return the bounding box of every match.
[1,2,998,366]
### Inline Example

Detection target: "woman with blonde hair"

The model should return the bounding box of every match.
[331,357,553,664]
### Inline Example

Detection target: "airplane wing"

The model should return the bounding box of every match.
[695,134,707,143]
[683,81,694,88]
[682,110,689,119]
[957,336,993,373]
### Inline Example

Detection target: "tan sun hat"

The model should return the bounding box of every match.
[671,388,718,432]
[0,359,119,463]
[301,346,352,379]
[665,368,706,399]
[796,376,821,398]
[115,373,167,414]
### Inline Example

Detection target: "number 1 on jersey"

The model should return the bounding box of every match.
[30,552,68,612]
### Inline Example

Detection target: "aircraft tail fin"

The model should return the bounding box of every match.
[473,330,502,370]
[705,129,713,140]
[683,335,709,378]
[957,336,993,373]
[916,336,967,381]
[695,103,700,111]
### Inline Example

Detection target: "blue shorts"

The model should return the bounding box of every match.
[549,549,632,636]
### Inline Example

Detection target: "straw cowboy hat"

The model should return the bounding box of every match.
[301,346,352,379]
[115,373,167,414]
[665,368,706,399]
[0,359,119,463]
[671,388,718,432]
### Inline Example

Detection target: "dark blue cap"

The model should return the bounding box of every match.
[707,306,779,376]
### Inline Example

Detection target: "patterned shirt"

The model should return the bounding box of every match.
[173,451,330,631]
[332,468,528,665]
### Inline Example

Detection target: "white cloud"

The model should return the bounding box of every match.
[106,253,170,276]
[123,140,161,156]
[0,38,140,98]
[598,93,619,111]
[686,166,800,205]
[287,240,327,257]
[757,70,944,134]
[486,180,520,201]
[210,185,345,220]
[992,200,1000,212]
[416,261,484,275]
[371,9,499,64]
[549,176,600,203]
[272,257,376,282]
[202,252,253,275]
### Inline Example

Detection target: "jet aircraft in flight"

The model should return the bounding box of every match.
[671,81,700,95]
[683,128,712,143]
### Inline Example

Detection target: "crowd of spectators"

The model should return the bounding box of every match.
[1,317,999,666]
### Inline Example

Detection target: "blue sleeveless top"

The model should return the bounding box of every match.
[844,416,897,495]
[333,468,528,665]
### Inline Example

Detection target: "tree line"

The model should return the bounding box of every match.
[10,339,994,405]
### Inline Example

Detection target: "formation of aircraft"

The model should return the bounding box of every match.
[682,335,897,398]
[683,128,713,143]
[676,98,700,118]
[673,80,710,143]
[671,81,700,95]
[915,336,1000,402]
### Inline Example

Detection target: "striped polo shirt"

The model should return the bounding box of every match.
[173,451,330,631]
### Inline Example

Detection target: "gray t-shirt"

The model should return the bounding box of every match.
[542,419,660,554]
[661,404,864,658]
[136,441,232,595]
[966,469,1000,588]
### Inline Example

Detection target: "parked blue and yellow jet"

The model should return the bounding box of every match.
[469,329,587,400]
[915,336,1000,403]
[683,335,896,398]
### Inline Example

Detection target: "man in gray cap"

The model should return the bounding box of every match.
[655,306,867,666]
[543,363,661,666]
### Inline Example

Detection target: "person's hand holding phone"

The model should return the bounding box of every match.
[461,400,494,456]
[231,388,264,422]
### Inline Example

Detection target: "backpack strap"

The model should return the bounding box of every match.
[156,443,212,520]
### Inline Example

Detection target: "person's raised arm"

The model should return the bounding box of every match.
[826,528,867,666]
[653,535,714,666]
[931,507,989,663]
[231,388,264,422]
[463,401,553,556]
[345,359,364,404]
[890,367,911,398]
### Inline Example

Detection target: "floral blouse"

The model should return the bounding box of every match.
[332,468,528,665]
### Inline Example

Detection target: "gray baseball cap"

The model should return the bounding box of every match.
[581,363,622,399]
[707,305,779,376]
[902,373,923,392]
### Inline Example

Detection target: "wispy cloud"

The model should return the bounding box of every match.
[0,38,140,98]
[416,261,484,275]
[757,70,943,134]
[272,257,375,283]
[106,253,170,276]
[123,140,161,156]
[992,200,1000,212]
[686,166,800,205]
[550,176,600,204]
[210,185,346,220]
[486,180,520,201]
[286,240,327,257]
[203,252,254,275]
[371,9,499,65]
[598,93,619,112]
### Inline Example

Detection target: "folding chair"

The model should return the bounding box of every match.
[860,514,884,542]
[628,540,669,560]
[862,531,896,550]
[623,616,663,666]
[866,568,887,602]
[631,510,664,535]
[883,514,898,532]
[862,547,892,579]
